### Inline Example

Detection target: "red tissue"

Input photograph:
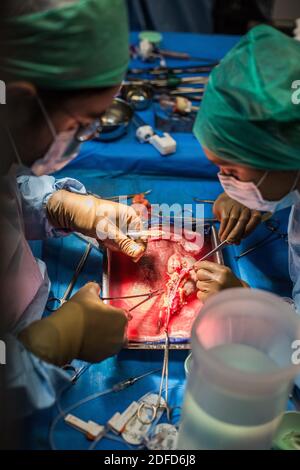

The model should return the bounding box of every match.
[107,228,213,343]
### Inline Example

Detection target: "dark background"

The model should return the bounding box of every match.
[127,0,300,35]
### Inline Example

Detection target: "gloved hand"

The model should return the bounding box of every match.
[47,190,146,261]
[19,283,128,366]
[191,261,249,303]
[213,192,262,244]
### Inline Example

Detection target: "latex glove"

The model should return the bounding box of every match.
[47,190,146,261]
[19,283,128,366]
[213,192,262,244]
[191,261,249,303]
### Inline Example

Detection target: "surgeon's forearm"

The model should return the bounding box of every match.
[19,321,64,366]
[5,334,71,418]
[17,174,86,239]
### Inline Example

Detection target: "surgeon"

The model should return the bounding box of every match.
[192,25,300,309]
[0,0,146,415]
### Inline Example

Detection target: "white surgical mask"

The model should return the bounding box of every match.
[6,96,80,176]
[30,96,79,175]
[218,171,300,212]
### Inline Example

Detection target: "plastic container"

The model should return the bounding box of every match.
[177,288,300,450]
[139,31,162,46]
[272,411,300,450]
[184,353,193,377]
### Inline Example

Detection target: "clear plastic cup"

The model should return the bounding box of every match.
[177,288,300,450]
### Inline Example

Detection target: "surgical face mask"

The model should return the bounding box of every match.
[6,96,80,175]
[30,96,79,176]
[218,171,300,212]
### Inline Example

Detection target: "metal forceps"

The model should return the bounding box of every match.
[136,241,229,426]
[138,293,172,426]
[235,219,288,260]
[195,239,228,264]
[46,243,92,312]
[107,287,169,425]
[193,197,215,204]
[102,289,164,323]
[87,189,152,202]
[137,331,170,426]
[106,287,169,425]
[113,289,164,313]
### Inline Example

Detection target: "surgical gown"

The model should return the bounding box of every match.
[3,168,86,417]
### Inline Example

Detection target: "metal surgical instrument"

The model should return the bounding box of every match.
[195,239,229,264]
[46,243,92,312]
[193,198,215,204]
[235,219,288,260]
[112,369,162,392]
[137,331,170,425]
[125,289,165,313]
[86,189,152,202]
[102,290,164,302]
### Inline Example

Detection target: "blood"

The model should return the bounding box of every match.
[107,227,214,343]
[132,193,151,210]
[132,194,151,218]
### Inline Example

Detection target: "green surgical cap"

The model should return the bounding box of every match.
[194,25,300,170]
[0,0,129,89]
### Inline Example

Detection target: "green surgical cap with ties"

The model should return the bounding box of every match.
[194,26,300,170]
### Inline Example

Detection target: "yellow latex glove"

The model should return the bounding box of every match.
[47,190,146,261]
[19,283,128,366]
[213,192,262,244]
[191,261,249,303]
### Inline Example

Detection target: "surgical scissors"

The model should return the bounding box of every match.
[46,243,92,312]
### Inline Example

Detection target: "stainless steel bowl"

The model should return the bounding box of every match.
[97,98,134,141]
[122,84,153,111]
